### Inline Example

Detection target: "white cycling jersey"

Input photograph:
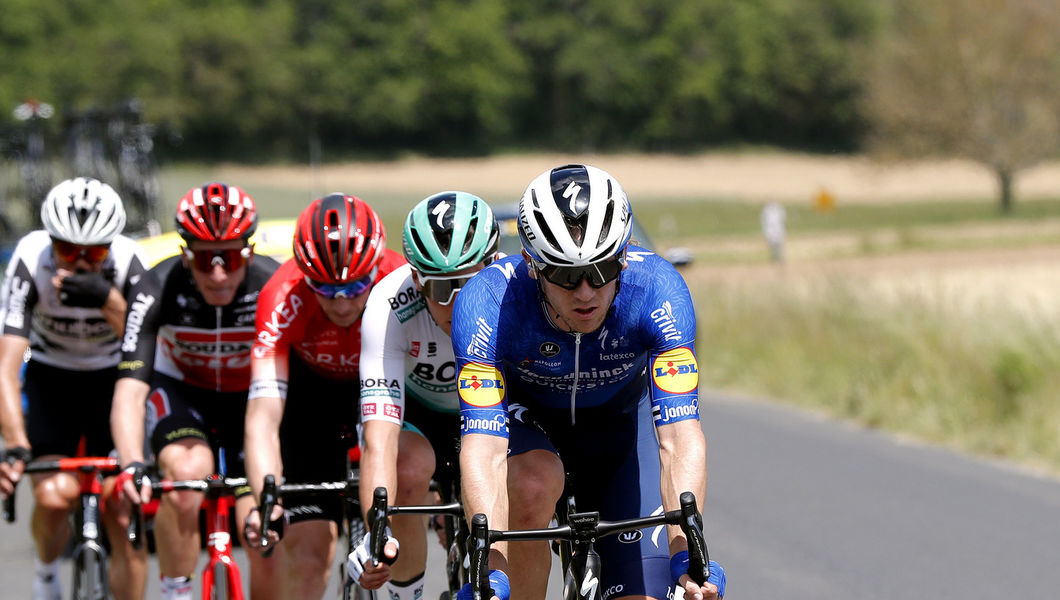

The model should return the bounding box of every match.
[359,264,457,426]
[0,229,147,370]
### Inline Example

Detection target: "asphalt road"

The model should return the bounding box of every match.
[4,390,1060,598]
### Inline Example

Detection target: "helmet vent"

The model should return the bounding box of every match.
[596,200,615,249]
[566,214,587,246]
[536,210,564,254]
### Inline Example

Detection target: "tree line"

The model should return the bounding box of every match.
[0,0,880,159]
[3,0,1058,212]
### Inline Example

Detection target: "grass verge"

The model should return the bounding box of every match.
[694,275,1060,476]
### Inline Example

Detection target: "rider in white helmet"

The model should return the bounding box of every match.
[0,177,149,600]
[453,164,726,600]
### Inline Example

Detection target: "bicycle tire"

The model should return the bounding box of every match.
[71,541,108,600]
[210,560,230,600]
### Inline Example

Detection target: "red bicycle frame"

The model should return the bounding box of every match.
[145,475,247,600]
[3,455,119,600]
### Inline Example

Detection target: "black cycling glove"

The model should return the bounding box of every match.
[59,272,113,308]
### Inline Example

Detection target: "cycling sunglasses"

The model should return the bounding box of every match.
[182,245,252,273]
[536,256,625,290]
[416,257,495,305]
[304,268,377,299]
[52,239,110,264]
[419,273,475,306]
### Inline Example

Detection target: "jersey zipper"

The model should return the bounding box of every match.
[570,332,582,425]
[215,306,222,392]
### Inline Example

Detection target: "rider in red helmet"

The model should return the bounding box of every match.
[244,194,405,599]
[111,183,281,600]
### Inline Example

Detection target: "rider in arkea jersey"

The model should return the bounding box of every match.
[452,165,726,600]
[243,193,405,600]
[111,183,279,600]
[348,192,500,600]
[0,177,147,600]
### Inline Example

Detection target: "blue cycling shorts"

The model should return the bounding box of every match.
[507,391,675,600]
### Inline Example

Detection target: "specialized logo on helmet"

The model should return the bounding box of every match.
[651,347,699,394]
[562,181,583,214]
[458,362,505,407]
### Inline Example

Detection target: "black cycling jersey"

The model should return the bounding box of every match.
[1,230,147,369]
[118,254,280,392]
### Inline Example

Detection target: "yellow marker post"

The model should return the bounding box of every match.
[814,188,836,213]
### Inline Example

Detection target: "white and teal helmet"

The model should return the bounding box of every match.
[402,191,499,275]
[41,177,127,245]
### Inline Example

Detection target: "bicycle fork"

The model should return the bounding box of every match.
[72,469,108,600]
[200,493,244,600]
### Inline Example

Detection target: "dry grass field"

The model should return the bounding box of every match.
[175,151,1060,472]
[216,151,1060,203]
[215,152,1060,322]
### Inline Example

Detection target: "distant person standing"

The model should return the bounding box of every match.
[760,201,786,263]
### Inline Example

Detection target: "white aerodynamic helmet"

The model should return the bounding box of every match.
[41,177,127,245]
[518,164,633,266]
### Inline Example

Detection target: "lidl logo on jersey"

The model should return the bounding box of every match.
[651,347,699,394]
[458,362,505,407]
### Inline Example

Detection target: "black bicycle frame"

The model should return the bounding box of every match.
[364,485,468,600]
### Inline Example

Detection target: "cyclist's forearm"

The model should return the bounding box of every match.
[459,433,510,528]
[0,336,30,446]
[244,395,284,499]
[111,377,150,465]
[358,420,399,522]
[0,385,29,447]
[658,418,707,548]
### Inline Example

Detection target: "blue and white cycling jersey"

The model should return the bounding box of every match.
[452,246,700,438]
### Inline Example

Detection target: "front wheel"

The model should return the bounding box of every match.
[71,541,108,600]
[209,560,231,600]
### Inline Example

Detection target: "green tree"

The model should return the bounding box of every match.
[286,0,527,153]
[864,0,1060,211]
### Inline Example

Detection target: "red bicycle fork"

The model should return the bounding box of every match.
[200,491,244,600]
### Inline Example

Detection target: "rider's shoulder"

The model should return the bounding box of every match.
[248,252,281,279]
[623,245,684,284]
[9,230,52,264]
[258,258,308,303]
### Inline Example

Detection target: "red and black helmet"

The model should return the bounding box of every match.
[293,193,386,284]
[175,183,258,242]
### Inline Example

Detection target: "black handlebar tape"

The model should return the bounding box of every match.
[260,474,278,557]
[127,467,145,549]
[2,452,19,523]
[1,490,14,523]
[679,491,710,584]
[469,513,493,600]
[369,487,389,566]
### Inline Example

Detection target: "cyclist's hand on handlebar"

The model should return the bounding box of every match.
[1,447,31,495]
[243,502,287,551]
[116,462,151,505]
[456,570,510,600]
[671,553,726,600]
[346,529,400,589]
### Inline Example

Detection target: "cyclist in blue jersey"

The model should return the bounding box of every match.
[452,164,725,600]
